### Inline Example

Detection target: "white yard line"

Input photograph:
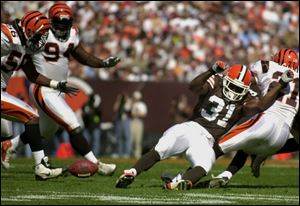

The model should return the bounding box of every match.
[1,190,299,204]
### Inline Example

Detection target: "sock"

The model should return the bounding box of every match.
[127,168,137,176]
[181,166,206,184]
[226,150,248,175]
[20,131,30,145]
[32,150,45,165]
[84,151,98,164]
[69,130,91,156]
[133,149,161,175]
[24,124,44,152]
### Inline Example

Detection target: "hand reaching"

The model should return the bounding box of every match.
[103,57,121,67]
[57,80,79,96]
[279,70,294,86]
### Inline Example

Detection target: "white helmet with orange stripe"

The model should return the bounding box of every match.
[223,64,252,102]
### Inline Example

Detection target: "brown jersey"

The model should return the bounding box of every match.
[191,75,253,140]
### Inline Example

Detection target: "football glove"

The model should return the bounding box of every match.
[102,57,121,67]
[279,70,294,86]
[211,61,229,74]
[57,80,79,96]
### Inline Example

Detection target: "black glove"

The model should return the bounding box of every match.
[57,80,79,96]
[279,70,294,87]
[211,61,229,74]
[102,57,121,67]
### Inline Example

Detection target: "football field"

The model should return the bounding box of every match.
[1,157,299,205]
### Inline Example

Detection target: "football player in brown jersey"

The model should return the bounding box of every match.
[115,60,292,190]
[205,49,298,188]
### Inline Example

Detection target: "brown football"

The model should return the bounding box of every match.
[68,160,98,178]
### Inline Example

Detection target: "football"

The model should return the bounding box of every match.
[68,160,98,178]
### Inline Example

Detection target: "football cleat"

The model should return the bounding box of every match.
[115,170,135,188]
[98,162,116,176]
[35,156,65,180]
[1,140,15,169]
[208,176,229,188]
[164,179,193,190]
[251,155,267,178]
[161,174,175,184]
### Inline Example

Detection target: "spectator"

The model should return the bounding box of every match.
[131,91,148,159]
[2,1,298,82]
[113,92,132,158]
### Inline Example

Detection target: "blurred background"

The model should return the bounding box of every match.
[1,1,299,160]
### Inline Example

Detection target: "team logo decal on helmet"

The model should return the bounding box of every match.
[273,48,299,70]
[21,11,50,53]
[48,2,73,41]
[223,64,252,102]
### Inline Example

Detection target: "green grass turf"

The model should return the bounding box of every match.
[1,157,299,205]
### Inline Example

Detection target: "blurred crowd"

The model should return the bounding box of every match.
[2,1,299,82]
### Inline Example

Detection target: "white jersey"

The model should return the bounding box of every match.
[1,23,30,89]
[32,27,80,81]
[250,60,299,127]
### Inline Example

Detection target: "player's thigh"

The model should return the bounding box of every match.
[154,122,191,159]
[247,121,290,155]
[219,113,270,154]
[1,91,38,124]
[32,85,80,133]
[186,134,216,173]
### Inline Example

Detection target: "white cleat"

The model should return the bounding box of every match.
[98,162,117,176]
[1,140,15,169]
[35,156,65,180]
[165,179,193,190]
[209,177,229,188]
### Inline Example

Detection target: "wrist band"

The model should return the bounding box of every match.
[279,79,287,87]
[50,80,59,89]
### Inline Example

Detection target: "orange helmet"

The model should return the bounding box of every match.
[223,64,252,102]
[273,48,299,70]
[48,2,73,41]
[21,11,50,52]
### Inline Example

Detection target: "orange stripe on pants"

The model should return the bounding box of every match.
[33,85,73,132]
[1,100,37,123]
[219,113,264,144]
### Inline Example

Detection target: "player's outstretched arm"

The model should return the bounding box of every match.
[71,42,120,68]
[243,70,294,116]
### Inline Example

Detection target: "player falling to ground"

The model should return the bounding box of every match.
[1,3,120,176]
[115,59,292,190]
[1,11,78,180]
[207,48,299,188]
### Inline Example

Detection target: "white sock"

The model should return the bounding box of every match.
[129,168,137,176]
[84,151,98,164]
[219,171,233,179]
[11,135,25,151]
[32,150,45,165]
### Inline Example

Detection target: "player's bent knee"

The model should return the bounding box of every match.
[70,126,83,135]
